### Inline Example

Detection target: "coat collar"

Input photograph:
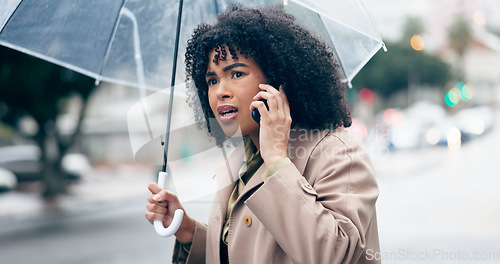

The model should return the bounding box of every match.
[214,127,332,208]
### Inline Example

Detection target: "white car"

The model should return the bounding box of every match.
[0,167,17,192]
[0,145,90,183]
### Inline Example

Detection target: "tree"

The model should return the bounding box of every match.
[0,46,97,198]
[352,17,451,100]
[352,41,451,99]
[448,15,472,80]
[401,16,425,42]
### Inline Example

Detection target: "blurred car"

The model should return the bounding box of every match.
[388,118,427,150]
[454,106,494,139]
[0,167,17,192]
[380,101,448,151]
[424,106,494,149]
[424,116,465,149]
[0,145,90,183]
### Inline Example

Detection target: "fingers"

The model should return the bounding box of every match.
[253,84,282,111]
[279,86,291,119]
[148,182,178,203]
[148,182,162,194]
[250,100,268,117]
[145,211,166,225]
[251,84,289,124]
[253,84,280,110]
[147,194,167,206]
[146,182,187,228]
[146,202,167,215]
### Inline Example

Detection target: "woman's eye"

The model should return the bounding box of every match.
[207,78,218,86]
[232,72,244,79]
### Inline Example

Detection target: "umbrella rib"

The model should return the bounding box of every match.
[96,0,129,84]
[359,0,387,52]
[0,40,101,81]
[290,0,382,43]
[214,0,220,14]
[313,14,350,85]
[0,0,23,33]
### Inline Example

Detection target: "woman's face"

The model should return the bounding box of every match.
[206,46,266,137]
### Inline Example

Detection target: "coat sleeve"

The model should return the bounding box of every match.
[245,134,379,264]
[172,220,207,264]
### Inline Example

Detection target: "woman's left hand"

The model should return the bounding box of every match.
[250,84,292,167]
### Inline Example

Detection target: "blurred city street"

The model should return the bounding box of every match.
[0,108,499,263]
[0,164,212,264]
[1,0,500,263]
[373,111,500,263]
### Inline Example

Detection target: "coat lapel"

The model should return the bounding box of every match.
[237,164,266,202]
[235,127,331,204]
[215,143,244,193]
[212,141,245,217]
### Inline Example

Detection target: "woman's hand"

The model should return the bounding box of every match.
[250,84,292,167]
[146,183,195,244]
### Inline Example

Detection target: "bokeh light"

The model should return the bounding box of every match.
[469,119,485,135]
[383,108,405,126]
[446,127,461,150]
[460,83,474,102]
[359,88,374,104]
[445,88,460,107]
[410,35,425,51]
[344,119,368,140]
[473,10,486,26]
[426,128,440,145]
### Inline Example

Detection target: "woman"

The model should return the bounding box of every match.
[146,4,380,264]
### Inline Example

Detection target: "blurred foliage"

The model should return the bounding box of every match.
[448,15,473,80]
[486,25,500,37]
[401,16,425,41]
[0,46,96,198]
[0,48,95,127]
[352,16,451,99]
[351,41,451,99]
[448,16,472,58]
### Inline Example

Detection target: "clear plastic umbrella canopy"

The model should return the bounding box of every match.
[1,0,385,200]
[283,0,386,86]
[0,0,384,91]
[1,0,385,237]
[0,0,275,91]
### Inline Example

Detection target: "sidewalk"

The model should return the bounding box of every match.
[0,164,157,235]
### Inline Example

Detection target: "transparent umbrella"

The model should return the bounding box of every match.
[283,0,386,87]
[0,0,273,91]
[0,0,273,237]
[0,0,385,237]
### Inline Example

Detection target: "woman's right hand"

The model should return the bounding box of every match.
[146,183,195,244]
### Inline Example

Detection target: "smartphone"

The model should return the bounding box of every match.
[252,78,280,125]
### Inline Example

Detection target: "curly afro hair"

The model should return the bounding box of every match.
[185,4,351,143]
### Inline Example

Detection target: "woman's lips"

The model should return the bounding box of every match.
[217,105,239,123]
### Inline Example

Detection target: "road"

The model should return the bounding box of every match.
[0,197,212,264]
[372,115,500,263]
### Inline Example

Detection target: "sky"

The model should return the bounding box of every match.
[363,0,500,50]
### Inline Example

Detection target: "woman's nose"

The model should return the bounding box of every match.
[216,80,232,99]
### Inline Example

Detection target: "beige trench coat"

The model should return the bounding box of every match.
[173,128,380,264]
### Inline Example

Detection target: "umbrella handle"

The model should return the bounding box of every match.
[154,172,184,237]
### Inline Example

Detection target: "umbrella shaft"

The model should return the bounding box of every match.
[163,0,184,172]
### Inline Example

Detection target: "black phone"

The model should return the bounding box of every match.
[252,78,280,125]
